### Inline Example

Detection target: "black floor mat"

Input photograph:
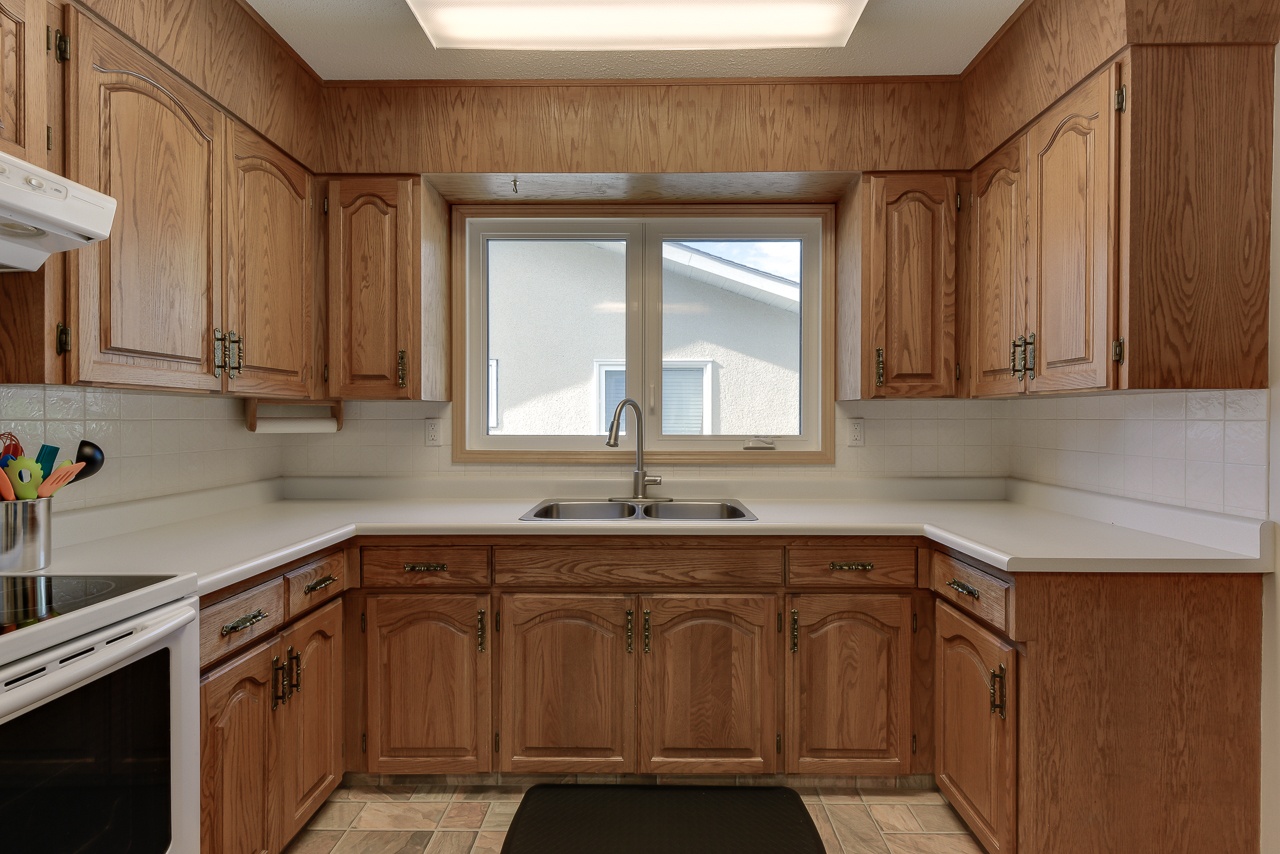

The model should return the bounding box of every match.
[500,784,826,854]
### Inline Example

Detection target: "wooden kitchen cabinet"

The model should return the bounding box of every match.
[861,173,957,398]
[276,599,343,846]
[0,0,47,168]
[499,593,635,774]
[327,176,421,399]
[638,594,777,774]
[65,9,225,391]
[225,119,314,398]
[786,594,912,775]
[935,600,1017,854]
[366,593,491,773]
[200,636,282,854]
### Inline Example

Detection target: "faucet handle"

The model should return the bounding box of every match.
[644,474,662,486]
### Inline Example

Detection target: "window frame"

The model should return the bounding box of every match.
[451,204,835,464]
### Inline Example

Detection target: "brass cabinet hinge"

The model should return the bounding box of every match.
[361,612,366,633]
[213,328,226,377]
[626,609,634,653]
[226,331,242,379]
[494,732,500,753]
[777,612,782,633]
[956,193,961,211]
[494,610,500,633]
[643,609,651,654]
[46,25,50,52]
[477,609,487,652]
[323,364,329,383]
[1010,333,1036,381]
[1025,332,1035,379]
[912,733,917,754]
[55,323,70,355]
[1112,338,1125,364]
[46,126,51,152]
[1115,85,1127,113]
[776,733,782,754]
[397,349,407,388]
[790,609,799,653]
[288,645,301,694]
[990,664,1007,719]
[912,612,917,633]
[54,29,69,63]
[874,348,885,387]
[955,364,961,382]
[362,733,367,753]
[323,197,328,214]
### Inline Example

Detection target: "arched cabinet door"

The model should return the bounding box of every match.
[66,9,224,390]
[971,137,1028,398]
[786,594,912,775]
[0,0,47,167]
[366,594,491,774]
[638,593,777,775]
[225,119,313,398]
[935,600,1017,854]
[499,593,635,774]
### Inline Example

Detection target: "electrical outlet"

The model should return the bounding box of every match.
[425,418,442,446]
[847,418,864,447]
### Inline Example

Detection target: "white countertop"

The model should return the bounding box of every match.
[41,477,1274,596]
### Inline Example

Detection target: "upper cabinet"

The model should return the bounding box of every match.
[225,119,314,398]
[327,176,421,400]
[66,10,225,391]
[0,0,46,169]
[970,139,1027,398]
[861,174,958,398]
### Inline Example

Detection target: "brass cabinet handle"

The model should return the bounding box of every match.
[626,609,634,654]
[790,609,799,653]
[947,579,981,600]
[304,574,337,594]
[642,609,651,654]
[1025,332,1036,380]
[478,609,486,653]
[272,655,289,710]
[990,664,1006,719]
[288,645,301,694]
[221,608,267,637]
[397,349,407,388]
[875,347,885,386]
[830,561,874,572]
[405,563,447,573]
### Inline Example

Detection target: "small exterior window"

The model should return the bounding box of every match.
[597,361,711,435]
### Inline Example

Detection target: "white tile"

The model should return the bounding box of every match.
[910,419,938,446]
[936,399,967,419]
[1225,389,1268,421]
[0,386,45,420]
[1185,461,1225,506]
[1122,393,1153,420]
[864,420,886,447]
[84,420,121,458]
[907,400,938,419]
[43,422,82,458]
[884,420,912,446]
[884,446,912,472]
[1097,420,1126,455]
[1224,464,1267,513]
[883,400,915,419]
[1124,455,1153,496]
[1151,421,1185,460]
[120,392,154,420]
[910,445,938,472]
[1185,421,1224,462]
[84,389,120,420]
[44,387,84,420]
[1186,391,1225,420]
[937,445,964,472]
[121,421,153,457]
[1151,392,1186,420]
[963,445,991,473]
[1151,458,1186,499]
[964,419,991,446]
[150,394,182,420]
[1098,454,1126,491]
[1074,396,1100,420]
[1096,395,1126,419]
[1123,420,1152,457]
[1076,419,1100,453]
[963,399,993,419]
[1076,452,1101,487]
[1224,421,1267,466]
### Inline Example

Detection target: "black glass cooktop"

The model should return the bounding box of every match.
[0,575,175,635]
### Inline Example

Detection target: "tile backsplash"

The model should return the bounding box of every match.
[0,384,1268,519]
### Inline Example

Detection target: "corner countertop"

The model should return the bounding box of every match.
[40,478,1274,596]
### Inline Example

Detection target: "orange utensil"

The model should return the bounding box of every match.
[36,462,85,498]
[0,465,13,500]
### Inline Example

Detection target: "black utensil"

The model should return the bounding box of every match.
[70,440,105,483]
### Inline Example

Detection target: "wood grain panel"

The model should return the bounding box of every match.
[493,546,783,587]
[835,179,863,401]
[931,551,1014,639]
[499,594,635,774]
[935,601,1017,854]
[910,588,936,774]
[225,118,312,398]
[424,171,860,204]
[1125,0,1280,43]
[971,137,1027,398]
[277,599,343,845]
[362,546,490,588]
[1121,45,1271,389]
[67,10,225,390]
[786,594,912,775]
[366,594,491,774]
[285,551,346,618]
[0,0,46,167]
[638,594,776,775]
[787,546,917,588]
[319,80,965,174]
[200,636,281,854]
[1013,573,1262,854]
[199,579,285,668]
[420,181,450,401]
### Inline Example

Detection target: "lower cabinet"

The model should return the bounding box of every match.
[935,600,1017,854]
[786,594,913,775]
[366,593,492,773]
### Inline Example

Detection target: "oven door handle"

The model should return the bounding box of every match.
[0,602,197,723]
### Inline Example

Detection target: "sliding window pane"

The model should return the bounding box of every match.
[661,240,801,436]
[487,239,626,435]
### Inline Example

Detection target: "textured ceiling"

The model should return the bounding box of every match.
[242,0,1026,81]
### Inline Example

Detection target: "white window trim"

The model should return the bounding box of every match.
[487,359,499,429]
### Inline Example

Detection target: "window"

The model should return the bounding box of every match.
[461,207,831,462]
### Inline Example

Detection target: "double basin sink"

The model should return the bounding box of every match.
[521,498,756,522]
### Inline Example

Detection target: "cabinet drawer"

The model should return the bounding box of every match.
[931,551,1012,636]
[787,546,917,588]
[286,551,346,617]
[363,547,490,587]
[200,579,285,668]
[494,547,783,587]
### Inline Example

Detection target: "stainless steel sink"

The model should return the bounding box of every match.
[521,499,755,521]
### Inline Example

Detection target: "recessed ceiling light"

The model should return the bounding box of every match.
[404,0,870,51]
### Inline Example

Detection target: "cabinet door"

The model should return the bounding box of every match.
[0,0,46,167]
[500,594,635,774]
[972,138,1028,398]
[328,177,419,399]
[936,601,1017,854]
[278,599,343,844]
[226,119,313,398]
[638,594,776,775]
[367,594,491,773]
[786,594,912,775]
[65,10,224,390]
[200,637,283,854]
[1026,66,1116,394]
[863,174,957,398]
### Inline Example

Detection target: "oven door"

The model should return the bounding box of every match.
[0,597,199,854]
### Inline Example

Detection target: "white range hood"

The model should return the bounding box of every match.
[0,150,116,272]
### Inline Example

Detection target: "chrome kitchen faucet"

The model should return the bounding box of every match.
[605,398,670,502]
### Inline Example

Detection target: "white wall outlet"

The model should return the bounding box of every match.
[425,418,442,446]
[847,418,865,447]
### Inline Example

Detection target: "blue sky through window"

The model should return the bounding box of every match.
[672,241,801,283]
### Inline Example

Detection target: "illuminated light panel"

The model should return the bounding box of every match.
[404,0,870,50]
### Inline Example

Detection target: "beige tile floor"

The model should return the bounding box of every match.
[285,782,983,854]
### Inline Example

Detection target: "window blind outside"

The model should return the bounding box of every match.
[603,368,627,433]
[662,367,704,434]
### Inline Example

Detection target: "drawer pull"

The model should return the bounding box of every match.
[303,574,337,595]
[221,608,268,637]
[478,609,487,653]
[790,609,799,653]
[947,579,981,600]
[830,561,874,572]
[289,645,302,694]
[990,664,1006,719]
[272,655,289,710]
[626,609,634,654]
[405,563,448,573]
[643,610,651,654]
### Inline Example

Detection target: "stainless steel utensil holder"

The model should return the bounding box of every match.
[0,498,52,571]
